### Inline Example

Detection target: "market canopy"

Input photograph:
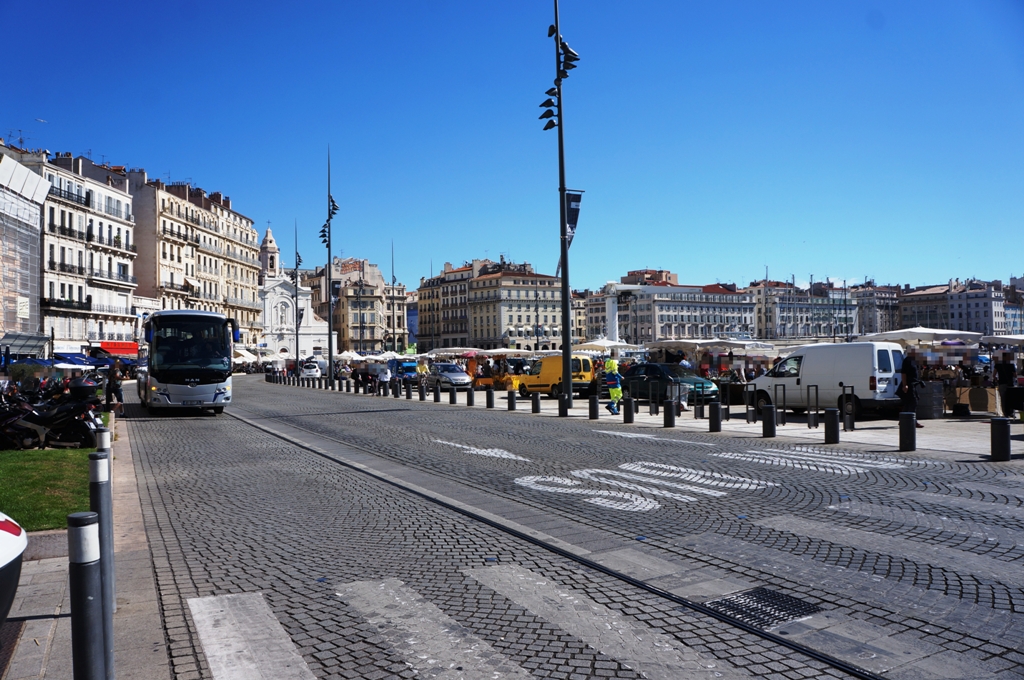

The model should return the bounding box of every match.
[233,349,258,362]
[861,327,983,346]
[0,332,49,355]
[571,338,641,352]
[647,338,775,352]
[336,350,364,361]
[981,335,1024,347]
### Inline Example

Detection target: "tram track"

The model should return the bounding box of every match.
[227,406,884,680]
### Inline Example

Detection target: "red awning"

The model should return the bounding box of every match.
[98,341,138,357]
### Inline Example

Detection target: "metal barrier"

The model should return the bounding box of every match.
[806,385,819,428]
[772,384,787,426]
[744,384,757,423]
[841,386,856,431]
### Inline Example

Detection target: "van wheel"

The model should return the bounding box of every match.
[839,395,860,419]
[519,384,529,398]
[550,383,561,399]
[755,391,772,415]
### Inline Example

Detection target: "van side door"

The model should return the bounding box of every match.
[771,355,805,409]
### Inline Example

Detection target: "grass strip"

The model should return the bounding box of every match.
[0,447,93,531]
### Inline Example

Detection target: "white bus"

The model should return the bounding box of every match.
[137,310,239,414]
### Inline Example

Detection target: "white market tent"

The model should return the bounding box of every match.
[861,326,983,346]
[233,349,258,362]
[646,338,775,352]
[571,338,641,352]
[981,335,1024,346]
[335,350,364,362]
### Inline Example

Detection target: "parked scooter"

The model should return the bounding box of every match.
[0,378,102,449]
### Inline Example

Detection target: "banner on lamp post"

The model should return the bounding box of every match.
[556,190,583,278]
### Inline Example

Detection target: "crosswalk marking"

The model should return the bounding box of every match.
[337,578,533,678]
[468,565,728,680]
[434,439,530,461]
[707,449,907,475]
[187,592,317,680]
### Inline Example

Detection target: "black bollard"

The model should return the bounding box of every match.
[466,388,475,406]
[709,402,722,433]
[345,379,351,393]
[486,387,495,408]
[419,382,426,401]
[664,399,676,427]
[992,417,1011,462]
[393,381,401,398]
[449,387,457,404]
[623,397,634,424]
[88,448,115,677]
[382,381,390,397]
[558,394,569,417]
[824,408,840,444]
[433,382,441,403]
[406,382,412,399]
[68,512,106,680]
[589,394,599,420]
[899,412,917,452]
[532,392,541,413]
[508,389,517,411]
[762,405,777,438]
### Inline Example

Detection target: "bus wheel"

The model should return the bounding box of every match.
[212,407,224,415]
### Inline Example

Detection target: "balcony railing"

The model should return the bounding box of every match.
[87,331,130,341]
[48,223,89,242]
[197,240,222,255]
[92,303,133,316]
[90,233,137,253]
[161,225,189,241]
[224,296,261,310]
[88,268,137,285]
[161,281,190,293]
[42,297,91,312]
[48,261,86,276]
[49,185,90,207]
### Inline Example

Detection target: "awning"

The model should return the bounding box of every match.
[98,341,138,357]
[233,349,258,362]
[0,332,49,355]
[185,277,203,289]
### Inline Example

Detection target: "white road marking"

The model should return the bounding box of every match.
[434,439,530,461]
[187,592,316,680]
[337,578,532,678]
[618,461,777,490]
[753,448,906,469]
[595,431,716,445]
[468,565,726,679]
[708,449,906,475]
[515,476,661,511]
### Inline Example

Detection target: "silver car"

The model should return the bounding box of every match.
[423,362,473,391]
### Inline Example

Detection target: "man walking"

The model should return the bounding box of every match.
[995,352,1018,417]
[604,359,623,415]
[899,348,923,428]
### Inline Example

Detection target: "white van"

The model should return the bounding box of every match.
[750,342,904,417]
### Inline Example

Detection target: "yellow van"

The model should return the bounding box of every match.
[518,354,596,398]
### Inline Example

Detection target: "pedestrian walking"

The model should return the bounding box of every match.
[899,348,923,428]
[107,359,125,416]
[604,359,623,415]
[995,352,1018,417]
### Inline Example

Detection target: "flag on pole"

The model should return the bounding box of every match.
[556,191,583,277]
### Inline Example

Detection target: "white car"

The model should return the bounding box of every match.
[1,511,27,624]
[300,363,322,379]
[423,362,473,391]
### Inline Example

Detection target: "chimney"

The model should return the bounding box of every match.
[210,191,223,205]
[222,195,231,209]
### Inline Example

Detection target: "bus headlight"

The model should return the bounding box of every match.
[215,386,230,395]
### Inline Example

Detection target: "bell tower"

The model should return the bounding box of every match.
[259,228,281,284]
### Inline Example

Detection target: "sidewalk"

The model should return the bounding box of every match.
[1,415,170,680]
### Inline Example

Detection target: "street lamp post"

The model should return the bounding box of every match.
[539,0,580,411]
[319,152,339,383]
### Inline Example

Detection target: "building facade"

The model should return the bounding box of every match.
[850,281,900,335]
[466,259,565,351]
[585,290,607,340]
[0,151,47,341]
[417,259,492,352]
[128,171,262,348]
[745,280,855,340]
[257,229,329,359]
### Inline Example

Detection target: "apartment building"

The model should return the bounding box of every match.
[466,259,564,351]
[585,290,607,340]
[0,146,139,354]
[850,281,900,335]
[921,278,1006,335]
[571,290,587,344]
[417,259,492,352]
[128,171,261,347]
[745,280,855,340]
[617,283,755,342]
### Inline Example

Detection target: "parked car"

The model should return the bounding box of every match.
[621,363,719,404]
[423,362,473,391]
[387,359,421,385]
[0,511,27,624]
[517,354,596,398]
[300,363,322,379]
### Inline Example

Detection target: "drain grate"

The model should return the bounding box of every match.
[703,587,821,630]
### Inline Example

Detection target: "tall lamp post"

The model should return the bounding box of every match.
[319,152,339,383]
[539,0,580,411]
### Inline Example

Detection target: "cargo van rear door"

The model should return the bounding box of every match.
[875,347,897,398]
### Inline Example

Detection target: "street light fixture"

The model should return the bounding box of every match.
[539,0,580,413]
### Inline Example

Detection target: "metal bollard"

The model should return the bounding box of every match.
[345,379,351,392]
[622,397,634,424]
[406,382,413,399]
[842,386,856,431]
[89,448,115,679]
[649,397,659,416]
[433,382,441,402]
[558,394,569,417]
[589,394,599,420]
[382,381,390,397]
[486,387,495,408]
[664,399,676,427]
[68,512,106,680]
[824,408,840,444]
[532,392,541,413]
[508,389,517,411]
[419,382,426,401]
[709,402,722,432]
[393,381,401,398]
[992,417,1011,462]
[449,387,457,404]
[762,405,777,437]
[899,412,917,452]
[466,388,475,407]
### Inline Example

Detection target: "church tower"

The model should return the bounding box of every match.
[259,229,281,285]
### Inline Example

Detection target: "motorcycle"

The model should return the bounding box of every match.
[0,378,102,449]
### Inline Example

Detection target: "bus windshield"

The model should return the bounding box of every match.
[151,318,231,372]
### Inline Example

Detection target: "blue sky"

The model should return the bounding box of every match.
[5,1,1022,291]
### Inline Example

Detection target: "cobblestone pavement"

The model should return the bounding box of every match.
[125,376,1024,678]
